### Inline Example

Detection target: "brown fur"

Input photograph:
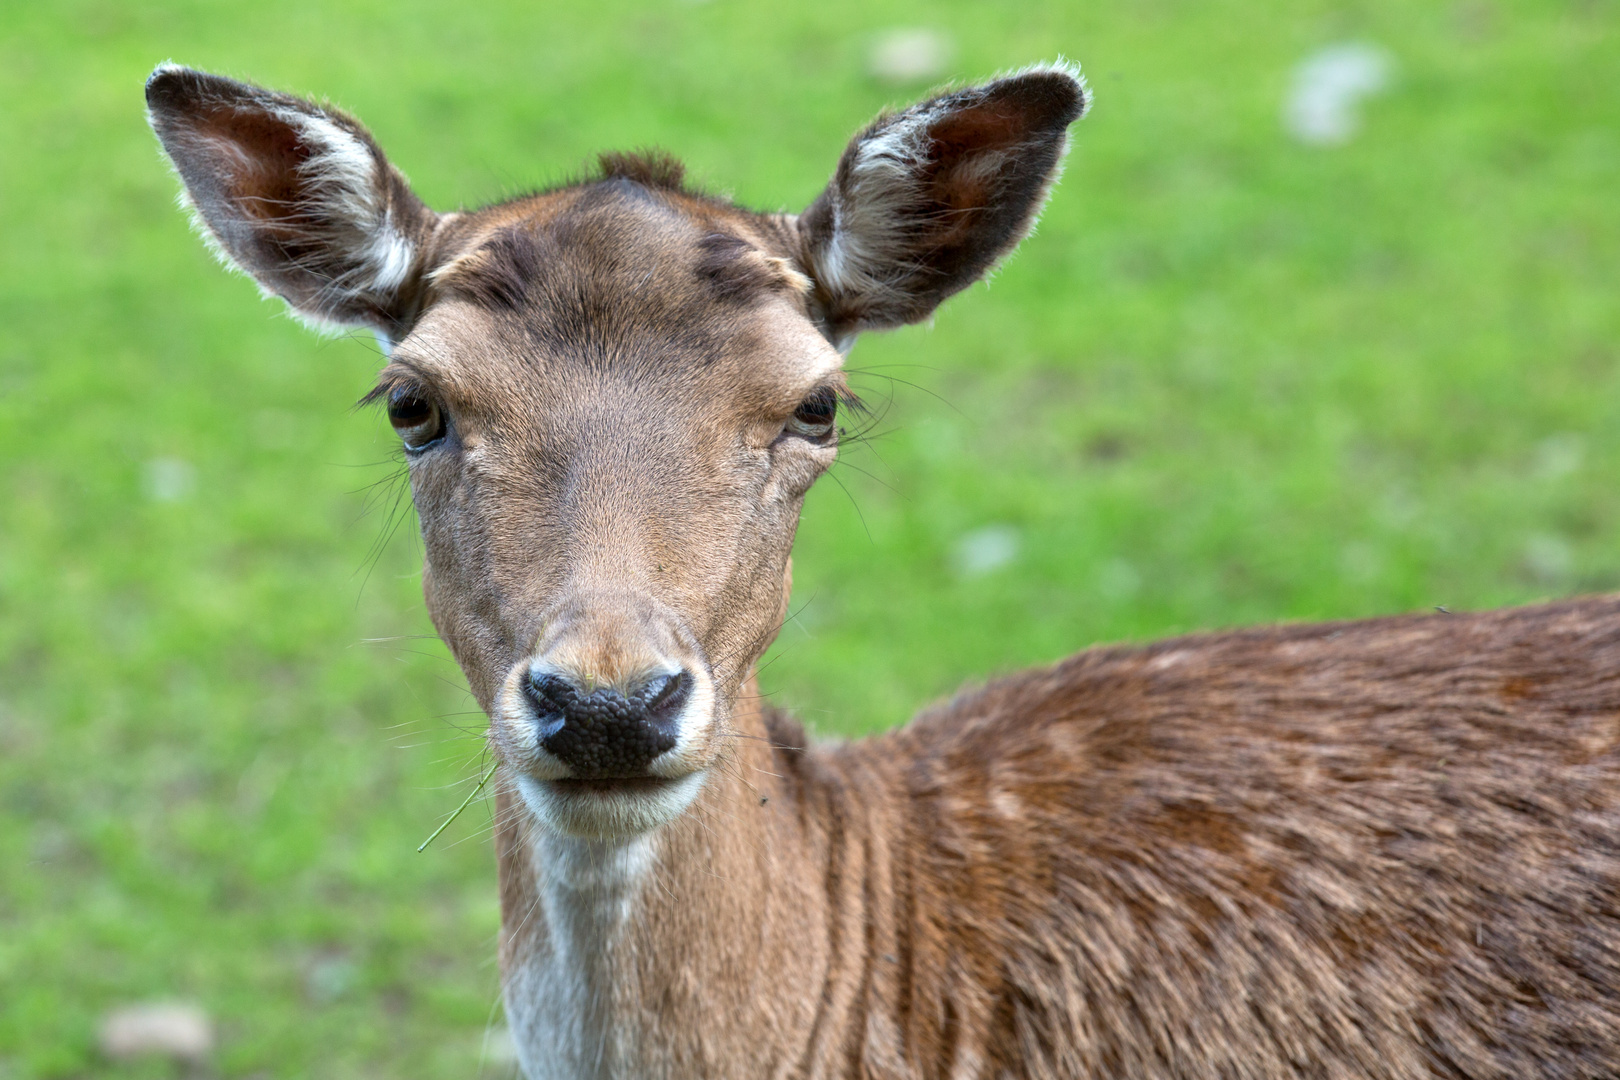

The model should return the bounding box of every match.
[148,62,1620,1078]
[493,597,1620,1078]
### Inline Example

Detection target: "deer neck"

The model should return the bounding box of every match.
[495,677,865,1079]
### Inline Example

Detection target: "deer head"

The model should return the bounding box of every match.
[147,63,1088,840]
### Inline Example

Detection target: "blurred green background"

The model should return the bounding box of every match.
[1,0,1616,1075]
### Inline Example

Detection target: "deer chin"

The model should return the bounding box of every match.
[513,770,709,839]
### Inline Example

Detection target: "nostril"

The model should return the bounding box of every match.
[641,670,694,731]
[524,673,573,740]
[527,673,572,704]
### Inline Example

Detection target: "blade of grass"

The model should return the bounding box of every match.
[417,762,497,853]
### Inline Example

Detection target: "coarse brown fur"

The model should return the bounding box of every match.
[149,61,1620,1078]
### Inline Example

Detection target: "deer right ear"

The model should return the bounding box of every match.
[798,62,1088,349]
[145,65,438,345]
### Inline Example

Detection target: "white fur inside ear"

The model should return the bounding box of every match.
[150,68,436,337]
[270,106,417,314]
[812,103,942,306]
[809,57,1089,335]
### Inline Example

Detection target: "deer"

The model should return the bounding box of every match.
[145,60,1620,1079]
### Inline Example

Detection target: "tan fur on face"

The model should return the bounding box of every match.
[374,182,846,846]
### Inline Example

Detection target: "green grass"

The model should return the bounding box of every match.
[1,0,1616,1075]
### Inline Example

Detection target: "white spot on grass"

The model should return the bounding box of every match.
[98,1002,213,1065]
[1097,558,1142,600]
[867,28,953,85]
[1523,533,1574,586]
[306,953,358,1004]
[953,524,1020,578]
[1533,433,1584,480]
[1379,484,1420,527]
[252,408,300,450]
[1340,542,1383,584]
[1284,43,1393,146]
[144,457,194,502]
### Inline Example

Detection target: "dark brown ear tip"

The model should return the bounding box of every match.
[145,65,268,116]
[144,64,199,111]
[991,63,1091,128]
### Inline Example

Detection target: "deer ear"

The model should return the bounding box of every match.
[145,65,438,345]
[798,62,1088,347]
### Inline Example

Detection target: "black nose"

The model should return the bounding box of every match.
[525,670,693,778]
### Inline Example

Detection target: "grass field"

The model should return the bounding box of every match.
[1,0,1616,1075]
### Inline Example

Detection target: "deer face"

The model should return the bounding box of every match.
[382,190,846,836]
[148,63,1086,838]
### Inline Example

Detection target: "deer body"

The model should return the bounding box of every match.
[147,62,1620,1078]
[498,601,1620,1079]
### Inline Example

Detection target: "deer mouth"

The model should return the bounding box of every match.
[548,776,681,795]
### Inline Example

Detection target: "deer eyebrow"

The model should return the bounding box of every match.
[358,358,441,409]
[791,372,863,415]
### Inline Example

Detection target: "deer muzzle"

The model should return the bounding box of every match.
[525,669,694,778]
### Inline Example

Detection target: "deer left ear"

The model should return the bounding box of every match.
[798,62,1088,348]
[145,65,439,345]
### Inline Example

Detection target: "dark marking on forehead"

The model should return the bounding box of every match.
[695,233,762,301]
[448,227,542,312]
[435,203,744,363]
[439,178,691,315]
[439,175,809,319]
[695,233,802,304]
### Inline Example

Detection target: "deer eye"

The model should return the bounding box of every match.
[388,390,445,451]
[784,386,837,442]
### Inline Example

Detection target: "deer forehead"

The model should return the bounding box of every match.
[389,184,843,435]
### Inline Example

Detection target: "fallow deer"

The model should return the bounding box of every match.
[147,61,1620,1079]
